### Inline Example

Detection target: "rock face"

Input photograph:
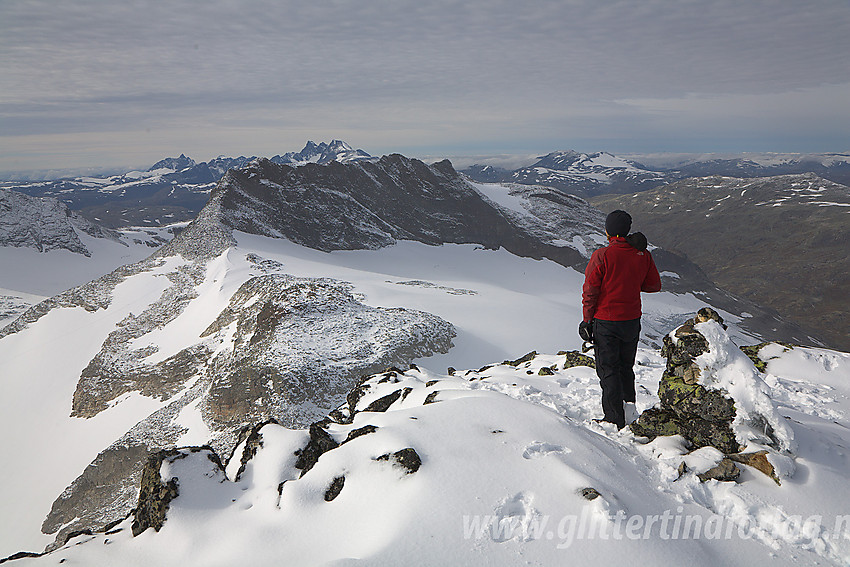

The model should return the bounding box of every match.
[0,187,118,255]
[131,446,226,537]
[189,155,592,268]
[631,308,795,459]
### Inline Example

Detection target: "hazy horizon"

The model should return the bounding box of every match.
[2,1,849,175]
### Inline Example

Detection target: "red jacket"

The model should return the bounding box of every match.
[582,236,661,322]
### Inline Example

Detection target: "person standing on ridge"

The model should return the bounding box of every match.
[580,210,661,430]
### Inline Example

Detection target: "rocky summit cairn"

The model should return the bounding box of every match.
[631,307,796,483]
[631,308,740,453]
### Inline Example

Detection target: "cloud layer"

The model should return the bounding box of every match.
[1,0,848,172]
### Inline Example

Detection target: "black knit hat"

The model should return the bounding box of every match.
[605,210,632,237]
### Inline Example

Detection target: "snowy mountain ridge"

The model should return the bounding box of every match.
[1,141,373,228]
[0,187,119,256]
[462,150,850,197]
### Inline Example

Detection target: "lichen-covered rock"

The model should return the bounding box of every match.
[631,309,743,453]
[561,350,595,369]
[629,407,741,453]
[504,351,537,367]
[658,373,736,423]
[632,307,795,462]
[740,342,793,373]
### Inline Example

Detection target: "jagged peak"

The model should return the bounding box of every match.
[148,154,196,172]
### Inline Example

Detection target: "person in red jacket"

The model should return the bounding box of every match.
[580,210,661,429]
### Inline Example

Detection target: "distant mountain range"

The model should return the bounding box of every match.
[1,140,373,227]
[461,150,850,198]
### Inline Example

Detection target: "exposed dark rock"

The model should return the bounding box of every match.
[579,487,601,500]
[343,425,379,444]
[697,458,740,483]
[346,383,371,415]
[131,449,182,536]
[629,407,686,439]
[424,391,441,405]
[376,448,422,474]
[233,419,279,481]
[0,551,45,564]
[538,366,556,376]
[363,388,405,413]
[294,422,339,477]
[504,351,537,367]
[324,476,345,502]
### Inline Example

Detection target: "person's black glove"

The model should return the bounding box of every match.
[578,321,593,343]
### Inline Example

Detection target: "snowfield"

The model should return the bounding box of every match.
[1,233,849,566]
[12,335,850,566]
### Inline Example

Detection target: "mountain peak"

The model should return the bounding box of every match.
[148,154,196,172]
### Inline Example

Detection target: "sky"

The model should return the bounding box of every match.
[1,0,849,176]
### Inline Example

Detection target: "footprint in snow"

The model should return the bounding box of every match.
[491,491,543,542]
[522,441,572,459]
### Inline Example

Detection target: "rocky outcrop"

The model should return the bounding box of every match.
[131,449,183,536]
[631,307,796,482]
[131,446,225,536]
[40,270,455,545]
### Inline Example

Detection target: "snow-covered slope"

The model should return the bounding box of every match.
[0,186,179,325]
[13,333,850,566]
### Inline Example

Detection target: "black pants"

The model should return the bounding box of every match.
[593,318,640,429]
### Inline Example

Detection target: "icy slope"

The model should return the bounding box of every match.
[18,337,850,566]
